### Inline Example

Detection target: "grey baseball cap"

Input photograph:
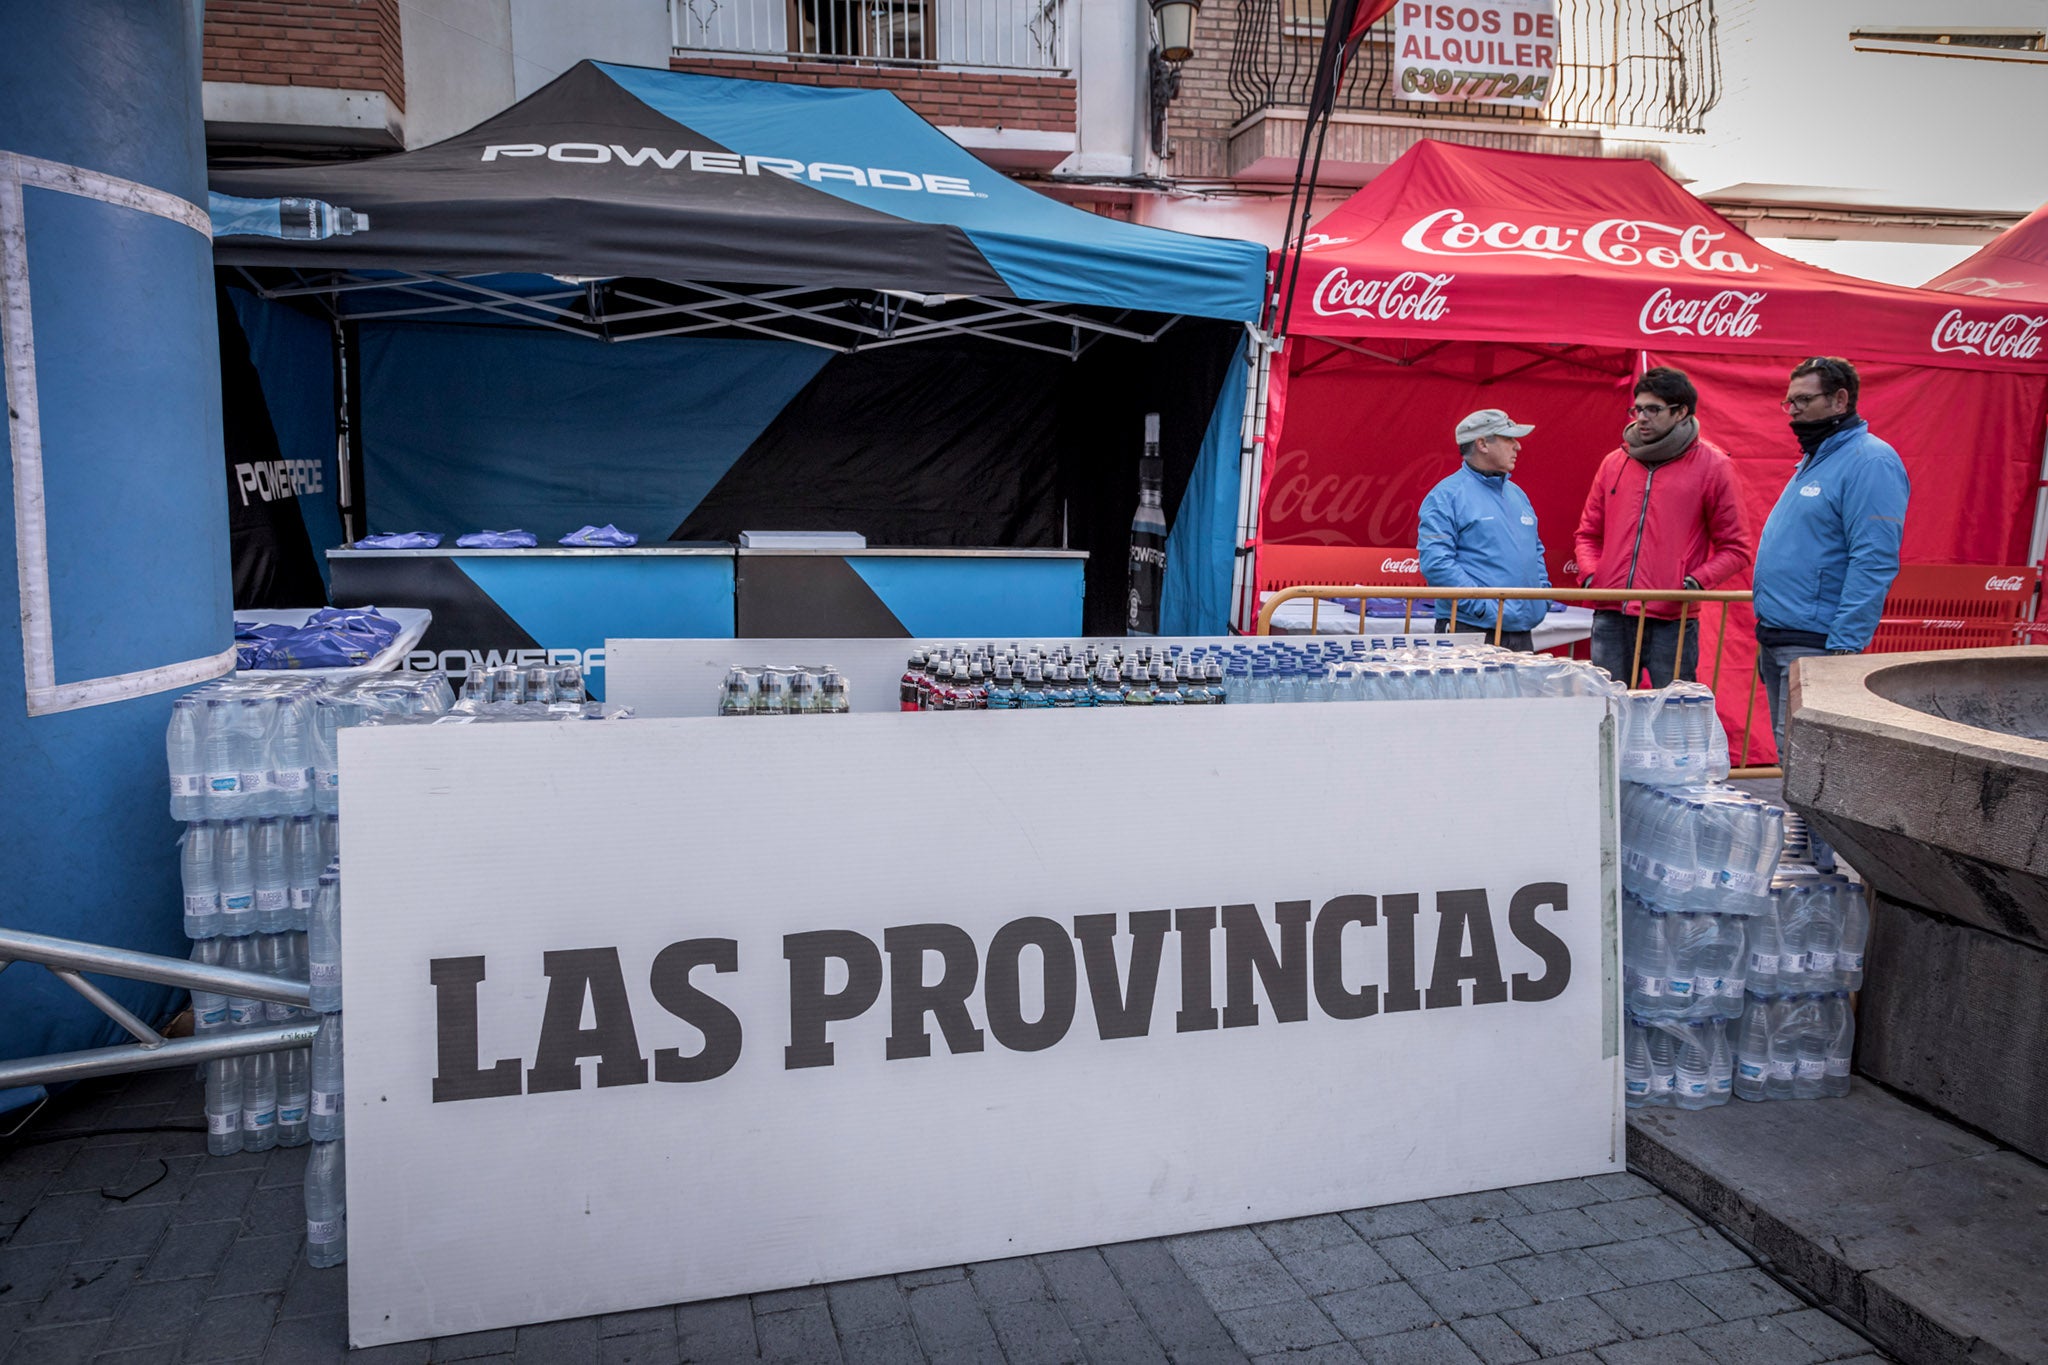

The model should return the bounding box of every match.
[1455,408,1535,443]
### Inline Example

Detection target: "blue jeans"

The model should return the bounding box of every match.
[1755,640,1830,757]
[1590,611,1700,688]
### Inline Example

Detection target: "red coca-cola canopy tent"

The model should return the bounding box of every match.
[1276,141,2048,365]
[1257,140,2048,763]
[1927,200,2048,300]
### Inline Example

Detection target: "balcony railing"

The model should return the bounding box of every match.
[673,0,1070,72]
[1228,0,1719,133]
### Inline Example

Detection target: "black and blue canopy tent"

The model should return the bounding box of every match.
[211,60,1268,634]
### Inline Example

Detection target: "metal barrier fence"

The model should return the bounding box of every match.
[672,0,1071,72]
[0,926,314,1091]
[1255,584,1781,779]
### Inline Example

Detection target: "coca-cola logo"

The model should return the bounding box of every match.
[1932,309,2048,359]
[1264,448,1441,546]
[1638,287,1767,339]
[1985,574,2027,591]
[1400,210,1762,274]
[1937,276,2032,298]
[1381,556,1420,574]
[1311,268,1454,321]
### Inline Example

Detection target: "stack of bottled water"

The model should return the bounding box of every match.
[170,675,438,1266]
[1731,990,1855,1102]
[1625,1014,1735,1109]
[1618,682,1731,784]
[718,666,851,715]
[457,663,586,708]
[892,638,1627,712]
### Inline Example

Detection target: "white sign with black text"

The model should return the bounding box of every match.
[1394,0,1558,108]
[339,701,1621,1346]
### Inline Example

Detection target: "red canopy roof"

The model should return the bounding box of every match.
[1279,141,2048,372]
[1926,201,2048,301]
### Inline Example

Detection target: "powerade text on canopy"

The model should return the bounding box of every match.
[425,885,1572,1101]
[593,63,1266,320]
[478,143,977,199]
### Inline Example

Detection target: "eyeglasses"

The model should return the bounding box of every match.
[1779,392,1830,414]
[1629,403,1670,416]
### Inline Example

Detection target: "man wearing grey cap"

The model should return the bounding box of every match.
[1417,409,1552,651]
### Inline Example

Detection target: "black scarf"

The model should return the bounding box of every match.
[1790,411,1856,457]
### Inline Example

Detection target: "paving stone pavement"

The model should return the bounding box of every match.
[0,1072,1895,1364]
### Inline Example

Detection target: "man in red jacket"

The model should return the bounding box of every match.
[1574,367,1754,686]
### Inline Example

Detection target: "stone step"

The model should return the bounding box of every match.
[1628,1082,2048,1365]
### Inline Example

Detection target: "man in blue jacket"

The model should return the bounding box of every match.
[1419,408,1552,650]
[1753,357,1910,752]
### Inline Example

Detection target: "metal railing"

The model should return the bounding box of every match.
[0,926,315,1090]
[1228,0,1720,132]
[672,0,1070,72]
[1255,584,1779,778]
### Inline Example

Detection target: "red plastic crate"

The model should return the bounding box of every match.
[1869,564,2038,654]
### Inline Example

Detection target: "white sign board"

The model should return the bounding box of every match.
[339,701,1620,1346]
[1394,0,1558,108]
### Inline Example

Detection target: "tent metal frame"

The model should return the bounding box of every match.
[238,268,1183,361]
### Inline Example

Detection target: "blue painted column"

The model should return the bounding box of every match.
[0,3,235,1073]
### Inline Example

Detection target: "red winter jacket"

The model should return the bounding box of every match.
[1573,432,1753,619]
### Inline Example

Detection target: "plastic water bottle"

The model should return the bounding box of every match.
[204,1058,242,1156]
[203,698,242,814]
[1156,664,1185,706]
[1776,886,1812,991]
[1765,996,1800,1101]
[237,698,274,819]
[1805,882,1843,991]
[253,818,290,934]
[1747,905,1782,997]
[223,932,264,1030]
[190,938,228,1036]
[1839,883,1869,990]
[310,1013,344,1142]
[1709,1020,1734,1102]
[1791,995,1828,1100]
[311,699,342,814]
[1666,913,1713,1016]
[1732,995,1771,1102]
[319,814,339,869]
[217,819,256,937]
[1674,1021,1714,1109]
[279,1049,311,1147]
[181,821,222,940]
[304,1138,347,1268]
[241,1052,279,1152]
[1703,915,1748,1018]
[1645,1022,1677,1106]
[259,933,296,1024]
[168,697,206,821]
[1624,1018,1652,1107]
[285,815,321,931]
[308,870,342,1014]
[1629,903,1674,1015]
[1823,992,1854,1098]
[986,659,1018,710]
[1691,803,1735,912]
[271,691,314,816]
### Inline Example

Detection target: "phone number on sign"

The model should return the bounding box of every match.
[1401,68,1551,99]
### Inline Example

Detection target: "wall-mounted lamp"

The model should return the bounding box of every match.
[1148,0,1200,153]
[1151,0,1200,62]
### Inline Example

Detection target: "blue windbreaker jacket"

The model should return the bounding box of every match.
[1418,462,1551,632]
[1753,419,1910,653]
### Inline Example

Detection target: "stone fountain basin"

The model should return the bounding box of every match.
[1863,651,2048,742]
[1784,645,2048,947]
[1783,645,2048,1163]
